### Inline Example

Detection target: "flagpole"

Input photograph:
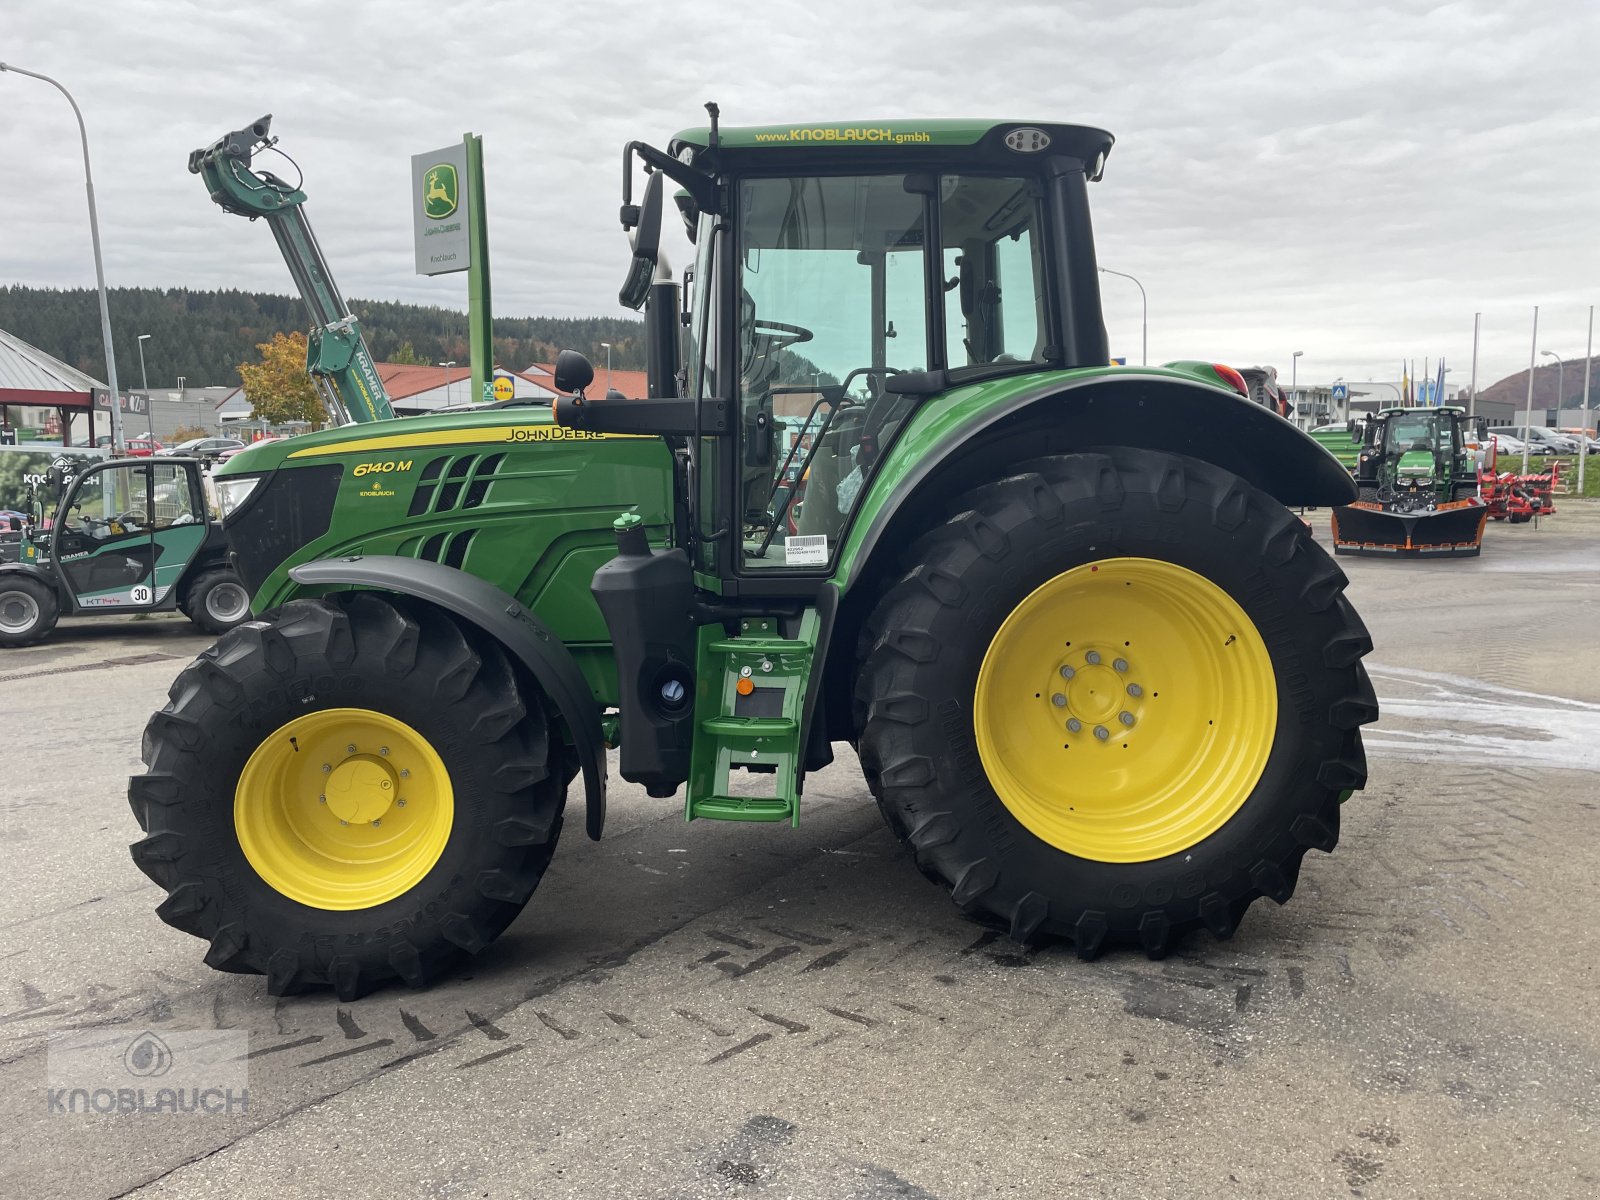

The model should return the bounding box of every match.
[1579,306,1593,497]
[1521,307,1539,475]
[1469,313,1480,417]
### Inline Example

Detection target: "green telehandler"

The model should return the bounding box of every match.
[130,112,1376,999]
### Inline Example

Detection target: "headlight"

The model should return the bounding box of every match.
[214,474,264,521]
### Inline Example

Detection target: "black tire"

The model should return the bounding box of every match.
[184,567,253,635]
[0,574,60,648]
[854,448,1376,959]
[128,593,567,999]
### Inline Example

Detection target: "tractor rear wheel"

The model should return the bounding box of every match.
[855,448,1375,958]
[129,593,566,999]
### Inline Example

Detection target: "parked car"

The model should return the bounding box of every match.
[156,436,247,461]
[93,435,163,457]
[1488,432,1539,458]
[215,435,284,462]
[1497,426,1578,454]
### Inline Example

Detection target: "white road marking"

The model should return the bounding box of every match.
[1366,662,1600,771]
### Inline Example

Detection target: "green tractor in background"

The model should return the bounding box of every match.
[130,112,1376,999]
[1331,406,1488,557]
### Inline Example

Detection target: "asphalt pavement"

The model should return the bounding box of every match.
[2,504,1597,1199]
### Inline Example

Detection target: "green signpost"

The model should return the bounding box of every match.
[412,134,492,408]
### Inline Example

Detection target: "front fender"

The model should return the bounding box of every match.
[287,556,608,840]
[836,368,1354,592]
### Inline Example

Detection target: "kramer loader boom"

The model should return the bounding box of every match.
[189,116,394,425]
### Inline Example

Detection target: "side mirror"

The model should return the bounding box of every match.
[618,171,665,311]
[674,188,698,244]
[553,349,595,397]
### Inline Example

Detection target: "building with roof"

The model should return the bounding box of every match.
[0,327,100,445]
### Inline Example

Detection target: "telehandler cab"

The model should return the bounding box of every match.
[131,112,1376,999]
[0,451,250,647]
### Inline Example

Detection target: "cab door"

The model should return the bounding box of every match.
[54,461,161,610]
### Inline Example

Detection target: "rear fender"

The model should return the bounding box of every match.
[836,371,1354,593]
[287,556,608,840]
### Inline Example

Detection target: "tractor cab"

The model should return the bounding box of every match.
[555,117,1117,585]
[1356,406,1470,511]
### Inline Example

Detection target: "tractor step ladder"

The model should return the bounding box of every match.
[685,610,819,825]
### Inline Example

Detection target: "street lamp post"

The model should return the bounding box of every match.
[600,342,614,393]
[1,62,124,453]
[438,360,456,407]
[1098,268,1147,365]
[1291,350,1304,427]
[1540,350,1564,422]
[136,333,157,440]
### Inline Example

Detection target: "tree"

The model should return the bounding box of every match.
[389,340,423,365]
[237,332,324,429]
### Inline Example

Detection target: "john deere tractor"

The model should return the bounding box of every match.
[1331,406,1488,557]
[130,113,1376,999]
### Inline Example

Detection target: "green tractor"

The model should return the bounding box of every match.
[130,113,1376,999]
[1331,406,1488,557]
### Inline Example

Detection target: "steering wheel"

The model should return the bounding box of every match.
[752,318,813,355]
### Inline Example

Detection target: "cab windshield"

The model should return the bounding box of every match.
[725,171,1050,570]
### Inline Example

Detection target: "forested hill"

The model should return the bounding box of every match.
[0,286,645,388]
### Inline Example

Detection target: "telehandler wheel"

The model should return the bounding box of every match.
[129,593,567,1000]
[0,575,59,648]
[855,448,1376,959]
[184,567,253,635]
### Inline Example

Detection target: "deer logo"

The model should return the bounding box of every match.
[422,163,459,220]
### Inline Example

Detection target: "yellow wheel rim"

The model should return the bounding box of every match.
[235,708,454,910]
[974,557,1277,862]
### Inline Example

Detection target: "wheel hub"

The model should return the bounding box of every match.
[325,754,398,824]
[1059,654,1138,729]
[1,591,39,634]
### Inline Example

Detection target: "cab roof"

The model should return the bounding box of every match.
[668,120,1114,179]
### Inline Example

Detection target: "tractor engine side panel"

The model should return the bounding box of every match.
[229,429,675,705]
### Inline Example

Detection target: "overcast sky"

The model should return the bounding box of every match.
[4,0,1596,393]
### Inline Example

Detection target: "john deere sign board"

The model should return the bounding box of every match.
[412,143,471,276]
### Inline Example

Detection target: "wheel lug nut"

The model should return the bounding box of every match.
[397,798,406,807]
[372,819,381,828]
[1066,718,1083,733]
[1119,711,1136,726]
[1113,658,1129,673]
[346,744,357,754]
[1127,683,1143,697]
[400,769,411,779]
[379,746,389,756]
[318,794,326,804]
[340,820,349,826]
[1085,651,1101,665]
[1093,725,1110,741]
[321,763,332,773]
[1051,693,1067,707]
[1059,665,1075,680]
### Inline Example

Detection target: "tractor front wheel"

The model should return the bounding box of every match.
[855,449,1376,958]
[0,574,59,648]
[129,593,567,999]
